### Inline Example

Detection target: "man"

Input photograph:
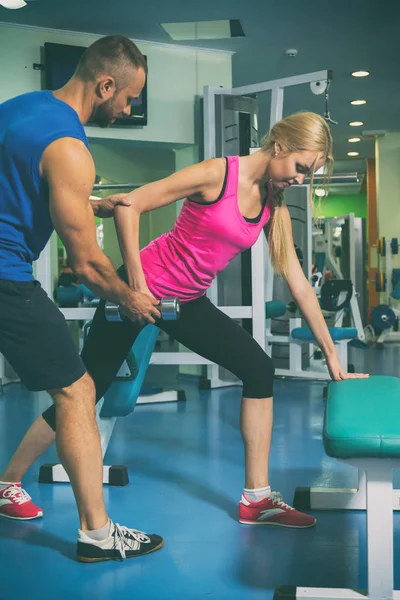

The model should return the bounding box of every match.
[0,35,163,562]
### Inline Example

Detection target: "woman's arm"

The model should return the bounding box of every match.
[274,206,368,380]
[114,159,224,291]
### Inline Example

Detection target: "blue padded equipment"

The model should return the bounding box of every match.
[314,252,325,273]
[265,300,286,318]
[55,285,82,306]
[291,326,358,342]
[392,271,400,300]
[324,376,400,458]
[78,283,99,302]
[100,324,160,418]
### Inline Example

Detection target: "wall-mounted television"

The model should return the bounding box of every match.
[44,42,148,126]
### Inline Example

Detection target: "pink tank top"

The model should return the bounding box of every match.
[140,156,272,303]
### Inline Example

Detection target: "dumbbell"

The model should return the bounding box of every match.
[105,297,180,322]
[377,237,399,257]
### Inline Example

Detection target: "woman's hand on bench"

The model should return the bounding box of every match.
[327,354,369,381]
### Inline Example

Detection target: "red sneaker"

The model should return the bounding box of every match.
[0,483,43,520]
[239,491,316,528]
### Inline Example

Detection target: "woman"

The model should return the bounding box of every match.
[0,112,368,531]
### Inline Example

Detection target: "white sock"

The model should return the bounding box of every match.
[83,519,112,542]
[242,485,271,505]
[0,480,20,490]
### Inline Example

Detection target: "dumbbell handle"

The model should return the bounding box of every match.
[105,297,180,322]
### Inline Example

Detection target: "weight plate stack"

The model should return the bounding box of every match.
[375,271,387,293]
[372,304,397,331]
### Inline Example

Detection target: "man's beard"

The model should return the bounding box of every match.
[90,98,118,128]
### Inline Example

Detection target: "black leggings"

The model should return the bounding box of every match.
[42,268,275,431]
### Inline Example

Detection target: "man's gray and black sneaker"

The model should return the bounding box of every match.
[76,521,164,562]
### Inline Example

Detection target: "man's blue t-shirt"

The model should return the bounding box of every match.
[0,90,89,281]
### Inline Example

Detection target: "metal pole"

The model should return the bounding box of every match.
[306,173,359,185]
[253,85,285,354]
[327,219,344,279]
[386,239,393,298]
[204,85,227,386]
[348,213,356,287]
[270,86,284,127]
[203,85,232,160]
[231,70,328,97]
[203,84,219,304]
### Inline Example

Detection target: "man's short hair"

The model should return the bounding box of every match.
[74,35,147,89]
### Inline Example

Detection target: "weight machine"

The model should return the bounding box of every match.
[372,237,400,348]
[312,213,366,340]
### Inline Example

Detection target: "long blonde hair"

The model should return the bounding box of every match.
[262,112,333,278]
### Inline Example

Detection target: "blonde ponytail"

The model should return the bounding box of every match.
[268,190,289,279]
[262,111,333,276]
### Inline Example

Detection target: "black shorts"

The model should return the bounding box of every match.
[0,279,86,391]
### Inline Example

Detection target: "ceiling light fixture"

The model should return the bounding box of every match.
[351,71,370,78]
[349,121,364,127]
[0,0,27,7]
[348,137,361,143]
[347,152,359,157]
[350,100,367,105]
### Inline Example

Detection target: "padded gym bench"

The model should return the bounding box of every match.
[276,376,400,599]
[40,324,186,486]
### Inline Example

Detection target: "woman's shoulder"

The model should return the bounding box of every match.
[185,157,229,204]
[200,157,228,182]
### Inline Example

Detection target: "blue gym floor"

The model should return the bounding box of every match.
[0,345,399,600]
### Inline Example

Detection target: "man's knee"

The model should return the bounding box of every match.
[48,371,95,405]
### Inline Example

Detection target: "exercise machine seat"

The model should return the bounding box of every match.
[291,326,358,342]
[55,284,82,306]
[324,376,400,458]
[265,300,286,318]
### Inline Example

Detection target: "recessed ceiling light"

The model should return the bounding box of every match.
[284,48,298,57]
[0,0,27,6]
[349,121,364,127]
[348,137,361,143]
[347,152,359,157]
[315,187,326,198]
[350,100,367,105]
[351,71,370,78]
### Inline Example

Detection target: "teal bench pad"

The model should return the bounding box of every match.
[324,376,400,458]
[265,301,286,319]
[292,327,358,342]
